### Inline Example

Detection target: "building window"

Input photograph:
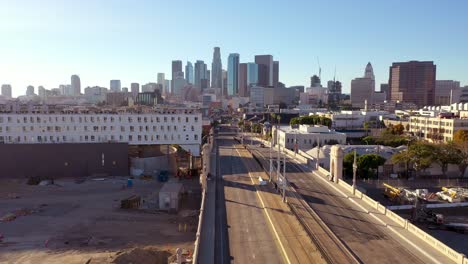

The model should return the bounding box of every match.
[194,117,198,122]
[194,135,198,140]
[121,126,125,132]
[129,135,133,141]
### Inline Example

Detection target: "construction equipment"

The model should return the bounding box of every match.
[383,183,403,202]
[120,195,141,209]
[412,198,444,225]
[436,187,468,203]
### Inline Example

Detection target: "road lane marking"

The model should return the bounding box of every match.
[234,147,292,264]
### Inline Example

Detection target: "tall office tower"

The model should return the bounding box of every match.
[247,63,258,87]
[238,63,248,97]
[26,85,35,96]
[206,70,211,87]
[222,70,227,97]
[130,83,140,95]
[380,83,389,100]
[173,74,186,96]
[273,61,279,87]
[389,61,436,107]
[211,47,223,88]
[310,75,321,87]
[351,62,376,108]
[364,62,375,80]
[71,74,81,95]
[255,55,273,87]
[194,60,208,90]
[165,80,171,95]
[157,73,166,94]
[172,60,183,93]
[227,53,240,96]
[122,87,129,93]
[185,61,194,84]
[327,80,342,106]
[435,80,461,105]
[110,80,121,92]
[1,84,12,98]
[38,86,46,98]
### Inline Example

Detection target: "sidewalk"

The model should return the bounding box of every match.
[197,139,216,264]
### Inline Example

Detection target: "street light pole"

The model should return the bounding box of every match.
[352,150,357,195]
[294,129,297,157]
[316,137,320,170]
[282,154,286,202]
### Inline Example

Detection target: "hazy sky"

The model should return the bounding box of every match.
[1,0,467,96]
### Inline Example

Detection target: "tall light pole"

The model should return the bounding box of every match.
[294,129,297,157]
[352,150,357,195]
[282,154,286,202]
[316,137,320,170]
[276,116,281,182]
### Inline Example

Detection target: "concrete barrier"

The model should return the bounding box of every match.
[362,194,379,209]
[318,166,329,176]
[338,180,353,193]
[376,203,387,214]
[407,223,465,264]
[386,210,407,228]
[463,256,468,264]
[354,189,363,199]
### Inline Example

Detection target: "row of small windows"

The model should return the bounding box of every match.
[0,134,199,143]
[0,116,199,124]
[0,125,196,133]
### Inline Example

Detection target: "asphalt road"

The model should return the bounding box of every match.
[247,137,428,264]
[213,125,323,264]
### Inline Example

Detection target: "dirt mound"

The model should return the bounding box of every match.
[113,248,171,264]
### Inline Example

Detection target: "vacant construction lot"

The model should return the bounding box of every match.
[0,177,200,264]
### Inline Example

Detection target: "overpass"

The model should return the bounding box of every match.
[196,126,464,264]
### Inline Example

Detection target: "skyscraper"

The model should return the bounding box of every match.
[435,80,460,105]
[222,70,227,97]
[71,75,81,95]
[185,61,194,84]
[247,63,258,87]
[238,63,248,97]
[327,80,342,107]
[131,83,140,95]
[351,62,375,108]
[389,61,436,107]
[194,60,208,90]
[26,85,35,96]
[172,60,183,93]
[255,55,273,87]
[380,83,389,100]
[227,53,240,96]
[310,75,321,87]
[110,80,121,92]
[273,61,279,87]
[1,84,12,98]
[211,47,223,88]
[157,73,166,94]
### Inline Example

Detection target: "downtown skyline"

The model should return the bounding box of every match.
[1,0,468,96]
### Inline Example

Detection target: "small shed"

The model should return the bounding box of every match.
[159,182,184,212]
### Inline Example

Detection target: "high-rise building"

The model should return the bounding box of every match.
[38,86,46,98]
[157,73,166,95]
[380,84,389,100]
[173,75,187,96]
[227,53,240,96]
[389,61,436,107]
[185,61,194,84]
[327,80,342,107]
[165,80,171,95]
[122,87,129,93]
[131,83,140,95]
[1,84,12,98]
[351,62,375,108]
[238,63,248,97]
[435,80,461,105]
[26,85,35,96]
[71,75,81,95]
[110,80,121,92]
[310,75,321,87]
[273,61,279,87]
[255,55,273,87]
[222,70,227,98]
[211,47,223,88]
[194,60,208,90]
[172,60,183,93]
[247,63,258,87]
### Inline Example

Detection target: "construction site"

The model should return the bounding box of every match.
[0,145,202,264]
[358,179,468,256]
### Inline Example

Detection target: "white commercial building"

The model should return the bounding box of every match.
[273,124,346,151]
[0,107,202,155]
[300,86,328,106]
[318,111,390,129]
[250,86,274,108]
[408,115,468,143]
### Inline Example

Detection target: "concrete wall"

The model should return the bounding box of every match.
[0,143,129,179]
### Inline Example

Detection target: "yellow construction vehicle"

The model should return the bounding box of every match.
[383,183,402,202]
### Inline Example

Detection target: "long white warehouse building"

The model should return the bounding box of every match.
[0,107,202,155]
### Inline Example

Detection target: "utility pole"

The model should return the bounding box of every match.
[276,116,281,182]
[294,129,297,157]
[316,137,320,170]
[282,154,286,202]
[352,150,357,195]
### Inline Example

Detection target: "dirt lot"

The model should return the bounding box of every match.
[0,177,201,264]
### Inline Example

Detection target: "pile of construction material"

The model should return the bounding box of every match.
[436,187,468,203]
